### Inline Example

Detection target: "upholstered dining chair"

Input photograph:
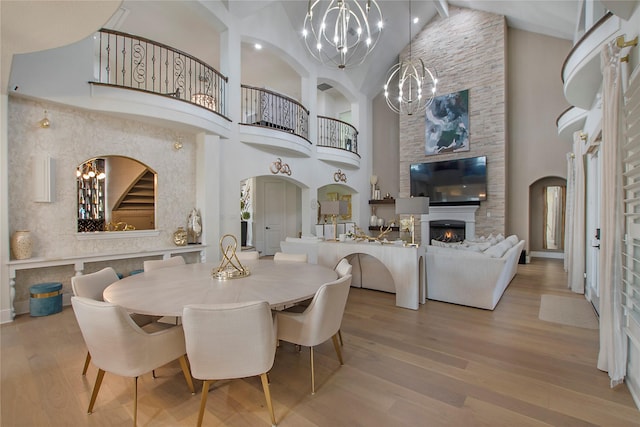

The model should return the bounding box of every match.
[71,296,195,427]
[71,267,159,375]
[182,301,278,427]
[276,274,352,394]
[273,252,308,263]
[143,255,185,272]
[334,259,352,346]
[236,250,260,261]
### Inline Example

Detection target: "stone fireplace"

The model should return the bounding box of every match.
[420,205,479,245]
[430,220,466,242]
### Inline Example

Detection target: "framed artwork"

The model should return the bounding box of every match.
[326,192,339,201]
[341,194,352,219]
[425,89,469,156]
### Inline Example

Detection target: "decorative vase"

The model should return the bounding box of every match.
[377,217,385,227]
[11,230,33,260]
[173,227,188,246]
[369,214,378,227]
[187,208,202,244]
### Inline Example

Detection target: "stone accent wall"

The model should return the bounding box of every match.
[399,7,506,237]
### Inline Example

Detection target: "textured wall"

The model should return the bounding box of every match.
[7,97,197,310]
[399,7,506,236]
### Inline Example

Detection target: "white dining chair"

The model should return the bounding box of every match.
[334,259,352,346]
[273,252,308,263]
[236,250,260,261]
[182,301,278,427]
[276,274,352,394]
[71,296,195,427]
[143,255,185,272]
[71,267,160,375]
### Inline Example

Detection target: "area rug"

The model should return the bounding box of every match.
[538,294,599,329]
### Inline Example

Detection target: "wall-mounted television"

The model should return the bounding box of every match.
[410,156,487,205]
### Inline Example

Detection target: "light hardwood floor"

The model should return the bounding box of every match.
[1,259,639,426]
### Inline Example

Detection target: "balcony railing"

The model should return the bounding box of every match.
[317,116,359,156]
[94,29,229,120]
[240,85,310,142]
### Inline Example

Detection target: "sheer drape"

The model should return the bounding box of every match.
[567,133,586,293]
[565,151,576,272]
[596,40,627,387]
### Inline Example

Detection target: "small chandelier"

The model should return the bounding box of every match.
[302,0,383,69]
[383,1,438,115]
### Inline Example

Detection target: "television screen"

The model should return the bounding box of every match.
[410,156,487,204]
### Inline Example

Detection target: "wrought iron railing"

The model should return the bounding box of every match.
[317,116,359,156]
[94,29,229,120]
[240,85,310,142]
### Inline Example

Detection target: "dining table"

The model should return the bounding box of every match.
[103,259,338,317]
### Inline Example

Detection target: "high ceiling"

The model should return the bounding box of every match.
[2,0,582,97]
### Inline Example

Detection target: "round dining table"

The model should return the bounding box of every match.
[103,259,338,317]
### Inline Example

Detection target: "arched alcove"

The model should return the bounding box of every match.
[529,176,567,255]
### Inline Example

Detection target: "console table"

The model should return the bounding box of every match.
[6,245,206,321]
[280,239,425,310]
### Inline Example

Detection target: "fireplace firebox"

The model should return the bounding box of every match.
[430,220,465,243]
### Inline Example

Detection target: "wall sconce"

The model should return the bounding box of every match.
[579,132,588,142]
[174,137,183,150]
[38,110,50,128]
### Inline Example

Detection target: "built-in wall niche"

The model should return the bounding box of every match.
[76,156,156,232]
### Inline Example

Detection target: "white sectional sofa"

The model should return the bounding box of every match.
[425,235,525,310]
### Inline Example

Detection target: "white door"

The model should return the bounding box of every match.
[263,180,286,256]
[585,148,601,314]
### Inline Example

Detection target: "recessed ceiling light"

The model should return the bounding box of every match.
[254,43,262,50]
[413,17,419,24]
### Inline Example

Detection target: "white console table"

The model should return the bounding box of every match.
[281,239,425,310]
[6,245,206,320]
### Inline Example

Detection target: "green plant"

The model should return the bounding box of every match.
[240,184,251,221]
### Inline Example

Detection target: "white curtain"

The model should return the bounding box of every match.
[596,40,627,387]
[564,152,576,272]
[567,133,586,293]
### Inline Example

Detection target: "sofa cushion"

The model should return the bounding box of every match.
[484,239,513,258]
[506,235,519,245]
[463,241,492,251]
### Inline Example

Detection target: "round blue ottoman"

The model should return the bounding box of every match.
[30,282,63,317]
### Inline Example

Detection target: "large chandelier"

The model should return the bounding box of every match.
[302,0,383,69]
[383,1,438,115]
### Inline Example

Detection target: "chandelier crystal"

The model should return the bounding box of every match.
[302,0,383,69]
[383,1,438,115]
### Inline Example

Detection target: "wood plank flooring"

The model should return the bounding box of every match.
[1,259,639,426]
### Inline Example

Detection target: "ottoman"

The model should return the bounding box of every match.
[30,282,63,317]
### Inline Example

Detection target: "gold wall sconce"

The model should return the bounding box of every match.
[38,110,50,128]
[174,137,183,150]
[333,169,347,183]
[579,132,588,142]
[269,158,292,176]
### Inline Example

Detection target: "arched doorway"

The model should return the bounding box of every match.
[529,177,567,258]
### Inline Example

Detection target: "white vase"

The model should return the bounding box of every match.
[11,230,33,260]
[369,215,378,227]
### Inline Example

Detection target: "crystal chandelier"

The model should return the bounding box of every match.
[383,1,437,115]
[302,0,383,69]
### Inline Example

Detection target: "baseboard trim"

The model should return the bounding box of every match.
[0,308,13,324]
[530,251,564,260]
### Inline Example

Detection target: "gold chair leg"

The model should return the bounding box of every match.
[87,369,105,414]
[338,329,343,346]
[332,334,344,365]
[82,351,91,375]
[197,380,212,427]
[310,346,315,395]
[133,376,138,427]
[178,355,195,394]
[260,373,277,426]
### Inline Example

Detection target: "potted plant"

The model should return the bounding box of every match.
[240,184,251,246]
